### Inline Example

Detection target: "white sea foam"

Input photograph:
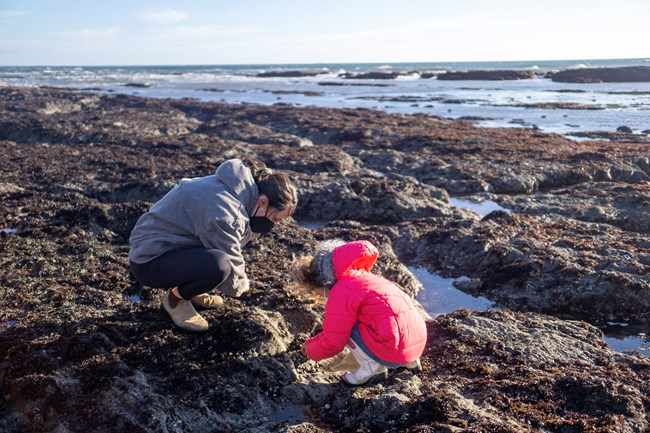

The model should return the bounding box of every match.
[395,72,421,80]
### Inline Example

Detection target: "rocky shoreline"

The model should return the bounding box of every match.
[254,66,650,82]
[0,86,649,432]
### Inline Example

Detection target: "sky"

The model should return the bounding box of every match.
[0,0,649,66]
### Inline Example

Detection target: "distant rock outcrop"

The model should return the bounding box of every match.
[437,70,536,80]
[257,70,327,78]
[339,71,404,79]
[551,66,650,83]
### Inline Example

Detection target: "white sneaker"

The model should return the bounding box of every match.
[404,359,422,372]
[161,290,209,332]
[340,340,388,385]
[191,293,223,309]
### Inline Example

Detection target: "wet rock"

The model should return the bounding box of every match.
[617,125,634,133]
[295,172,452,224]
[413,310,649,433]
[339,72,403,79]
[491,173,538,194]
[551,66,650,83]
[196,120,314,147]
[124,82,152,88]
[392,211,650,324]
[437,70,535,80]
[567,129,650,144]
[257,71,327,78]
[636,156,650,176]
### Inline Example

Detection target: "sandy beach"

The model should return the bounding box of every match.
[1,85,649,432]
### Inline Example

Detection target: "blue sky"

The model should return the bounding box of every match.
[1,0,649,66]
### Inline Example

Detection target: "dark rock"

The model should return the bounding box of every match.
[437,70,535,80]
[491,173,538,193]
[295,172,452,223]
[124,82,152,88]
[617,125,634,133]
[392,210,650,324]
[196,120,314,148]
[256,71,327,78]
[564,130,650,144]
[339,72,403,80]
[551,66,650,83]
[317,81,394,87]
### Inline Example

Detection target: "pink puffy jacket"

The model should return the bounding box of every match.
[305,240,427,364]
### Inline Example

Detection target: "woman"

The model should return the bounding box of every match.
[129,157,298,332]
[298,239,427,385]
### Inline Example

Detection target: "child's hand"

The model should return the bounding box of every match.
[300,342,308,356]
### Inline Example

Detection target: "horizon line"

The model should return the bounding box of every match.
[1,56,649,69]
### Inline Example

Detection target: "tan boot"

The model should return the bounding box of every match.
[160,290,209,332]
[191,293,223,309]
[340,340,388,386]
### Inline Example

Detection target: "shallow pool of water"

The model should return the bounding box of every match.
[411,266,648,356]
[296,219,329,229]
[449,198,509,217]
[601,323,650,357]
[411,267,495,318]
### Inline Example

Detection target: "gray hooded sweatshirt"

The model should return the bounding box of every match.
[128,159,258,297]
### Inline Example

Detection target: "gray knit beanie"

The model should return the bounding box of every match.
[310,238,346,288]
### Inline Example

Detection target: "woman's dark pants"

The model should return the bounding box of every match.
[130,248,231,300]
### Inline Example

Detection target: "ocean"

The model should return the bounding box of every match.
[1,57,649,136]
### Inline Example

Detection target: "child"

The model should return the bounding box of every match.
[299,239,427,385]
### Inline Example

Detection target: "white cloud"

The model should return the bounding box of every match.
[139,9,187,24]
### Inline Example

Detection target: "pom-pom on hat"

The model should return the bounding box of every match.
[310,238,346,288]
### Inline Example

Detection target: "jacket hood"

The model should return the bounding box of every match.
[215,159,259,215]
[332,240,378,279]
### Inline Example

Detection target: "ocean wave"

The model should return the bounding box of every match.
[395,72,421,80]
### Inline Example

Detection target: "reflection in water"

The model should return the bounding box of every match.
[265,405,315,427]
[449,197,509,217]
[296,219,328,230]
[601,323,650,357]
[410,266,648,356]
[410,267,494,319]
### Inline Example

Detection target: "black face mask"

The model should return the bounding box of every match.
[250,205,276,234]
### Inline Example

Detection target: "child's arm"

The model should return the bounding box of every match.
[304,285,360,362]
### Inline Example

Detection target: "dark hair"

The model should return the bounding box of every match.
[242,156,298,216]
